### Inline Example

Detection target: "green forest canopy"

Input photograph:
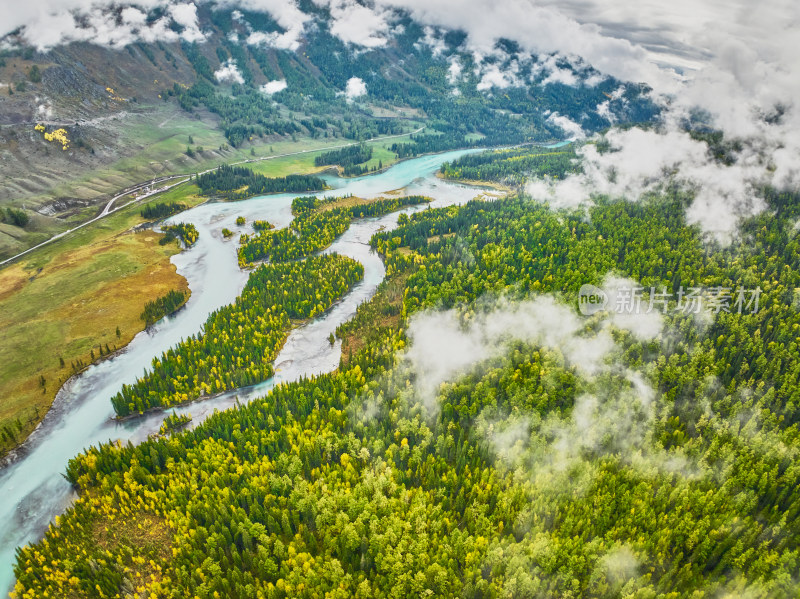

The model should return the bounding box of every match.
[14,147,800,597]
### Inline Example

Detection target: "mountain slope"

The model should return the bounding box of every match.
[0,5,657,259]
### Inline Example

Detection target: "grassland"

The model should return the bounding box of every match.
[0,185,206,457]
[243,131,415,178]
[0,110,420,260]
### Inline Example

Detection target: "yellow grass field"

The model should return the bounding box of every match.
[0,186,205,456]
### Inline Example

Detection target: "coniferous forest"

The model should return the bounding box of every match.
[161,223,199,247]
[237,196,431,266]
[314,144,373,169]
[140,202,187,221]
[140,290,189,326]
[112,253,363,416]
[196,165,326,200]
[440,145,581,184]
[14,144,800,597]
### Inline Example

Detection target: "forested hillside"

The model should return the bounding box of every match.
[14,144,800,597]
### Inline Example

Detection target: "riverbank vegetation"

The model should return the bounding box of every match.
[140,289,189,326]
[237,195,431,266]
[140,202,186,221]
[314,143,376,176]
[439,144,580,185]
[196,164,326,200]
[158,412,191,435]
[251,220,273,232]
[161,222,198,247]
[111,254,363,417]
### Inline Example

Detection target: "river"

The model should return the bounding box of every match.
[0,147,514,595]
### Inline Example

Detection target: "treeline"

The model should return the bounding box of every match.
[390,132,477,158]
[348,195,429,218]
[196,164,325,200]
[0,207,29,228]
[111,254,363,416]
[252,220,273,231]
[140,202,186,220]
[140,289,188,326]
[440,144,580,184]
[158,412,191,435]
[314,143,373,168]
[290,195,322,215]
[161,223,199,246]
[341,161,383,177]
[238,196,431,266]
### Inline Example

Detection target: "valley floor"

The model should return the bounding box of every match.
[0,129,424,457]
[0,185,206,458]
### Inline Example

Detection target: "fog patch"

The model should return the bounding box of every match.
[597,545,640,586]
[214,59,244,84]
[545,112,585,140]
[403,293,663,419]
[344,76,367,100]
[260,79,287,95]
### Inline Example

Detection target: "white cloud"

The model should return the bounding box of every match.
[36,97,54,120]
[527,126,770,242]
[602,275,665,341]
[546,112,585,140]
[542,67,577,86]
[536,55,578,86]
[447,58,462,85]
[344,76,367,100]
[2,0,206,50]
[595,100,614,123]
[595,85,627,123]
[373,0,676,89]
[420,25,446,56]
[527,175,588,210]
[234,0,309,50]
[403,294,662,416]
[583,72,606,87]
[260,79,287,94]
[313,0,393,48]
[169,2,204,42]
[476,64,516,91]
[214,58,244,84]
